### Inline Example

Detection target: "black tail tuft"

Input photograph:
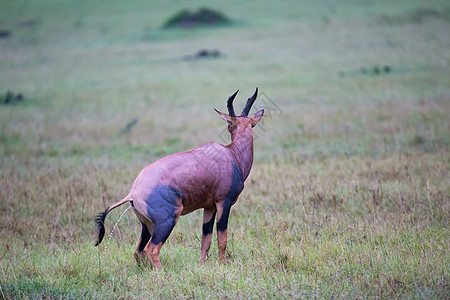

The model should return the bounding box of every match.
[94,208,109,246]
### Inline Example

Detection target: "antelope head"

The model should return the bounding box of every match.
[215,88,264,141]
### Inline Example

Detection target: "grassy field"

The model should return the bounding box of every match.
[1,0,449,298]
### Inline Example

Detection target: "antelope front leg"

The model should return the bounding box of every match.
[200,208,216,263]
[216,202,232,264]
[217,228,228,264]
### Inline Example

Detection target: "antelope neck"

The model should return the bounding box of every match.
[227,126,254,180]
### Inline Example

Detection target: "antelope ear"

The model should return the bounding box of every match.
[215,109,233,124]
[250,109,264,127]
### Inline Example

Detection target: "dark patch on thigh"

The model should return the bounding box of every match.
[150,218,177,245]
[145,185,184,245]
[217,162,243,232]
[145,185,184,224]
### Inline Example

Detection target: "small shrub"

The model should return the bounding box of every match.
[163,7,232,29]
[1,91,24,105]
[0,29,11,38]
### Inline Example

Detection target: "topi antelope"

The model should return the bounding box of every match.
[94,88,264,269]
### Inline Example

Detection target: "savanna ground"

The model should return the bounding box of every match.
[0,0,449,298]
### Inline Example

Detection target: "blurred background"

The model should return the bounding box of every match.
[1,0,448,165]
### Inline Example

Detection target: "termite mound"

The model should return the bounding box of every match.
[163,7,232,29]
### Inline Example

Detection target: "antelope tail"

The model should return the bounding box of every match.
[94,193,132,246]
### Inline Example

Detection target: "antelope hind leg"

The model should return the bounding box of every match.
[134,221,153,266]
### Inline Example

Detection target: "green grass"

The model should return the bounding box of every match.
[1,0,449,298]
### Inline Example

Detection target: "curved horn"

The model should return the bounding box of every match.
[241,87,258,117]
[227,90,239,117]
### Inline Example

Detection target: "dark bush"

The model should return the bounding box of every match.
[163,7,232,29]
[0,30,11,39]
[1,91,24,105]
